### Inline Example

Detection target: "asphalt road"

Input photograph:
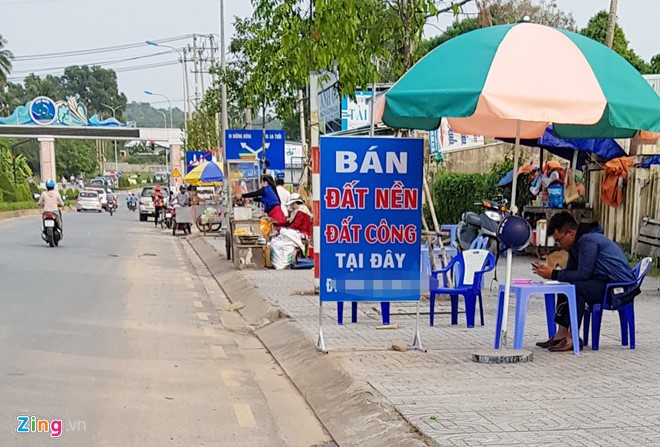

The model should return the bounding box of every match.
[0,202,330,446]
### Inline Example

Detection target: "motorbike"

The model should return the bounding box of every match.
[163,204,174,229]
[107,200,117,216]
[127,199,137,212]
[41,212,62,248]
[456,195,508,254]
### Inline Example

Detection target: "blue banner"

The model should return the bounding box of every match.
[225,129,286,170]
[185,151,214,174]
[320,136,424,302]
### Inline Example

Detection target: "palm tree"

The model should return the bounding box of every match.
[0,34,14,87]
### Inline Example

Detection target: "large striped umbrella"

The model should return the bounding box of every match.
[183,161,224,186]
[379,22,660,139]
[376,21,660,349]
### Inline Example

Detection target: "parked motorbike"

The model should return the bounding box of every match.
[456,196,508,253]
[163,205,174,229]
[41,212,62,248]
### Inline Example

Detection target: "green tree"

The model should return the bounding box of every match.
[60,66,127,119]
[125,101,184,128]
[55,140,98,178]
[417,18,479,57]
[483,0,576,29]
[580,10,651,74]
[0,33,13,87]
[650,54,660,74]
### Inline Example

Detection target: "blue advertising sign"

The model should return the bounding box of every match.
[428,129,440,155]
[185,151,214,173]
[224,129,286,170]
[320,136,424,302]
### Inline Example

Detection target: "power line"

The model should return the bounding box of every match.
[6,60,181,82]
[10,50,177,75]
[12,35,193,61]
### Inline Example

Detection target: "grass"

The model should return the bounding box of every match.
[0,201,38,212]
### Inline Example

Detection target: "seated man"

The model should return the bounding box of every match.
[532,211,638,352]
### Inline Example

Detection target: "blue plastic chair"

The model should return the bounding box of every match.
[470,236,489,250]
[429,249,496,327]
[583,257,652,351]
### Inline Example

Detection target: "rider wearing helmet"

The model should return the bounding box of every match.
[152,185,165,227]
[176,184,190,207]
[38,179,64,229]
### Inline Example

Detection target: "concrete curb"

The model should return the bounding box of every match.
[0,206,76,221]
[188,236,440,447]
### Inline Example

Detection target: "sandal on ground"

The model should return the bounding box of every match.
[548,338,583,352]
[535,338,563,349]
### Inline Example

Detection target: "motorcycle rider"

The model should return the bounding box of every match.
[126,192,138,210]
[106,191,117,211]
[38,179,64,232]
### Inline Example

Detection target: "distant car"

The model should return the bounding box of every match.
[87,188,108,209]
[88,178,110,187]
[139,186,170,222]
[153,172,168,183]
[77,191,103,212]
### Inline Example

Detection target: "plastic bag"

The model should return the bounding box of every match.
[269,234,298,270]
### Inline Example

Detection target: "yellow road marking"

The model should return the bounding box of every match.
[210,345,226,359]
[221,370,239,387]
[196,312,209,321]
[193,300,204,308]
[233,404,256,427]
[203,327,215,337]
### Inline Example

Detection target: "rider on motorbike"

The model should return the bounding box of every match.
[38,179,64,231]
[176,185,190,206]
[106,191,117,210]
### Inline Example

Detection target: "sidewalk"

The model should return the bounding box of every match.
[204,236,660,446]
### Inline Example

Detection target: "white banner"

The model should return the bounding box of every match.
[439,118,484,151]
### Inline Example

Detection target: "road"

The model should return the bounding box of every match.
[0,201,331,446]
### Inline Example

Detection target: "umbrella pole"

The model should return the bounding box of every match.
[498,120,521,349]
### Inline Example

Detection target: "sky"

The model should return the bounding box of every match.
[0,0,658,110]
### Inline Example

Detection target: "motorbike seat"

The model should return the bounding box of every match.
[465,212,482,226]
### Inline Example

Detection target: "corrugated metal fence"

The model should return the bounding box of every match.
[588,165,660,249]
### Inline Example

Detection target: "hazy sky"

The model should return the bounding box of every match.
[0,0,657,109]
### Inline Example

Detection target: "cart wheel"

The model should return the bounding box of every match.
[172,222,176,236]
[225,231,231,260]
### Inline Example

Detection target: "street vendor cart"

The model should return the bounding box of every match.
[223,160,267,268]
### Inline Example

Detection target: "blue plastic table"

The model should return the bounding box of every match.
[494,282,580,355]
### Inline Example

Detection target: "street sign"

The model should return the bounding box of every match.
[320,136,424,303]
[171,167,181,178]
[225,129,286,170]
[185,150,214,174]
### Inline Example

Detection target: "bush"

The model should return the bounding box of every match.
[0,201,37,212]
[118,176,129,188]
[430,157,533,225]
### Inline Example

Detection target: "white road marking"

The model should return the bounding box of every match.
[234,404,256,427]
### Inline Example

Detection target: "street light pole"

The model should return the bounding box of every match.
[145,41,189,144]
[145,91,172,187]
[101,103,123,174]
[219,0,229,163]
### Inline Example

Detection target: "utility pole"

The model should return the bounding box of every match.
[605,0,618,49]
[209,34,221,151]
[192,35,201,110]
[184,47,193,121]
[219,0,229,163]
